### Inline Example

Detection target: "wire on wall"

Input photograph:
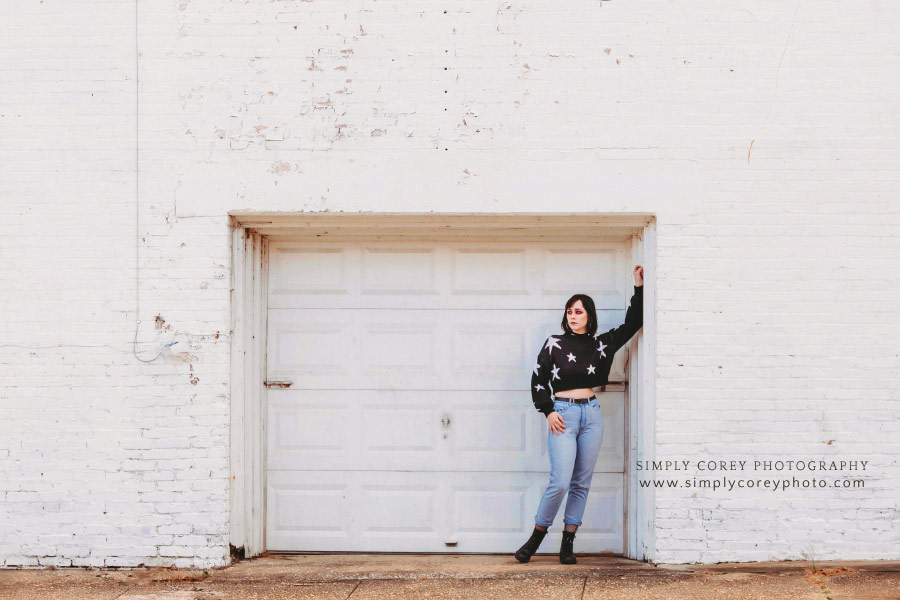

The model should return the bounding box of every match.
[132,0,162,363]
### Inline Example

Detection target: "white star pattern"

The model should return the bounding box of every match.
[544,336,562,355]
[551,364,561,381]
[596,339,607,358]
[587,364,596,374]
[533,362,541,376]
[534,383,545,392]
[567,352,576,362]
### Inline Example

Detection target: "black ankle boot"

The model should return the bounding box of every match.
[560,530,577,564]
[514,527,548,563]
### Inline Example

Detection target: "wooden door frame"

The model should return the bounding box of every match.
[228,213,657,562]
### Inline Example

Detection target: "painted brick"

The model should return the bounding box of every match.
[1,0,898,567]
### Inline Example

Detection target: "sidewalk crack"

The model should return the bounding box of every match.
[110,585,134,600]
[346,580,361,599]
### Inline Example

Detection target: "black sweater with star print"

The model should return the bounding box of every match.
[531,285,643,417]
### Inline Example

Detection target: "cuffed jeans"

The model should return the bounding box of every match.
[534,397,604,528]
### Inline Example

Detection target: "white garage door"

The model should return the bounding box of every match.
[264,238,632,553]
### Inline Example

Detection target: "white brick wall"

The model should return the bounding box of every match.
[2,0,898,567]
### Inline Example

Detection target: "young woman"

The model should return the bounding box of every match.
[515,265,644,564]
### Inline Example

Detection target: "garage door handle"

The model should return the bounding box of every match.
[598,381,627,392]
[264,380,293,389]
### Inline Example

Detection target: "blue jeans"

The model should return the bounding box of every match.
[534,397,604,528]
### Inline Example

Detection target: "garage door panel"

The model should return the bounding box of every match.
[267,471,622,553]
[268,390,539,472]
[266,306,632,387]
[362,407,438,452]
[268,320,352,377]
[267,396,360,467]
[268,393,439,471]
[269,246,351,295]
[271,404,348,452]
[268,390,622,474]
[452,487,528,533]
[267,471,444,551]
[270,482,349,535]
[542,248,622,294]
[268,241,629,310]
[267,308,555,389]
[452,407,527,453]
[359,485,440,534]
[360,321,442,375]
[361,247,439,294]
[451,248,529,294]
[451,326,526,373]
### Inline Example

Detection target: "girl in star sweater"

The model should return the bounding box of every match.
[515,265,644,565]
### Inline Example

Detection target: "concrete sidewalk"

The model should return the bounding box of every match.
[1,554,898,600]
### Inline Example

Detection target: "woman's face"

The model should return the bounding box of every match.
[566,300,588,334]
